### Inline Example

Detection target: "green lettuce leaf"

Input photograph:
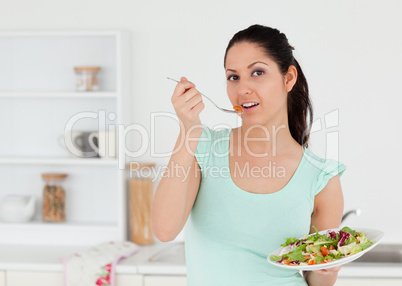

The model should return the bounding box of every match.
[280,237,298,247]
[358,232,370,244]
[351,244,363,254]
[341,226,357,236]
[359,242,373,250]
[286,247,307,262]
[338,242,357,255]
[270,255,282,261]
[314,255,325,263]
[307,244,324,257]
[344,234,357,246]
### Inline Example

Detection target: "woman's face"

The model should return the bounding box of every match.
[225,42,296,127]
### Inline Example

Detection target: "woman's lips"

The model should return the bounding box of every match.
[242,104,259,113]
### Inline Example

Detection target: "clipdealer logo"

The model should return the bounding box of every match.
[63,108,342,175]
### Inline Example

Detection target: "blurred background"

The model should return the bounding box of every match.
[0,0,401,245]
[1,1,401,285]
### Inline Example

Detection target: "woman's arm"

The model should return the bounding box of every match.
[151,137,202,242]
[151,77,205,242]
[303,174,344,286]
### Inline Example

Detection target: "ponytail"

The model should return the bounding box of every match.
[288,58,313,147]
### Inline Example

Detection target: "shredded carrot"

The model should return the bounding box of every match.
[308,259,316,265]
[233,105,243,115]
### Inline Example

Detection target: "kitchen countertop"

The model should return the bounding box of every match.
[0,242,401,278]
[0,241,185,275]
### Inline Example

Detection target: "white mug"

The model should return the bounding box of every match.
[58,130,99,158]
[88,130,116,159]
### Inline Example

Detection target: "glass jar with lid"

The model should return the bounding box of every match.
[74,66,101,91]
[42,173,68,222]
[128,162,156,245]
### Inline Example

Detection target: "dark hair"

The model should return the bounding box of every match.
[224,24,313,147]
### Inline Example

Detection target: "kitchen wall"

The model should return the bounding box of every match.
[1,0,401,243]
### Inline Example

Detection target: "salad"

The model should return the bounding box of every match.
[270,226,374,266]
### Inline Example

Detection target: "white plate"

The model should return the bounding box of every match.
[267,227,384,271]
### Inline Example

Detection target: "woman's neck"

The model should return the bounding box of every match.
[235,121,298,157]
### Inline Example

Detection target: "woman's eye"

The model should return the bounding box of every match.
[252,70,264,76]
[227,75,239,81]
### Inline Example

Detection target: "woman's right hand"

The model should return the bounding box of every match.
[171,77,205,132]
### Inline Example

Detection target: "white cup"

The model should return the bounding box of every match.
[58,130,99,158]
[88,130,116,159]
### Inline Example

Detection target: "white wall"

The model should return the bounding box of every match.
[1,0,401,243]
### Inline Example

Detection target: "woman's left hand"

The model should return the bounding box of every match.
[312,264,343,276]
[304,264,343,286]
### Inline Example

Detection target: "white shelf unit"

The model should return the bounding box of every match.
[0,157,118,166]
[0,30,131,245]
[0,91,118,99]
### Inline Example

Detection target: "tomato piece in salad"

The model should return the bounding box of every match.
[321,246,329,256]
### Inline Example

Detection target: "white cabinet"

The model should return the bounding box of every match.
[6,271,63,286]
[5,271,144,286]
[115,274,143,285]
[336,278,402,286]
[7,273,402,286]
[143,275,187,286]
[0,30,131,245]
[0,272,4,286]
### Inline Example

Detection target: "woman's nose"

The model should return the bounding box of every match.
[237,79,252,96]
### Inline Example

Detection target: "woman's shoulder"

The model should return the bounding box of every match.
[303,146,327,164]
[302,146,347,196]
[303,146,346,176]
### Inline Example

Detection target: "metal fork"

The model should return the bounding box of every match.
[167,77,239,114]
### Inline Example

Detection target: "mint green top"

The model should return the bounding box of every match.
[185,126,346,286]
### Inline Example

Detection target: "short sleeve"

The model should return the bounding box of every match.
[314,159,346,196]
[194,125,213,173]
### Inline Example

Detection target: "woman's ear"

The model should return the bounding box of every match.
[285,65,297,92]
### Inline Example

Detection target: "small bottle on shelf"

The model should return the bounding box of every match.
[42,173,68,222]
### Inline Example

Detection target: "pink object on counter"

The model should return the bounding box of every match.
[61,241,139,286]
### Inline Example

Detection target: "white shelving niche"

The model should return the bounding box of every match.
[0,30,131,245]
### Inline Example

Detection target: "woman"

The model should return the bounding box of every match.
[152,24,346,286]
